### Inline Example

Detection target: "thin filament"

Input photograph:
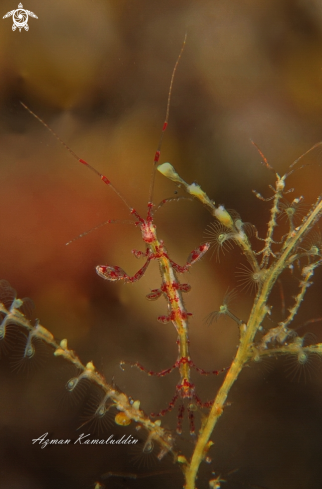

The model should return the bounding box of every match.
[66,219,136,245]
[148,33,187,209]
[20,102,135,214]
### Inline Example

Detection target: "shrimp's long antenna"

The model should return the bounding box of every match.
[250,140,275,174]
[148,33,187,211]
[20,102,138,217]
[290,141,322,168]
[66,219,136,246]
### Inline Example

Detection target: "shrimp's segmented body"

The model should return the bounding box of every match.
[22,36,226,433]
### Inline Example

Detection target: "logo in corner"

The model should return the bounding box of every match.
[3,3,38,32]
